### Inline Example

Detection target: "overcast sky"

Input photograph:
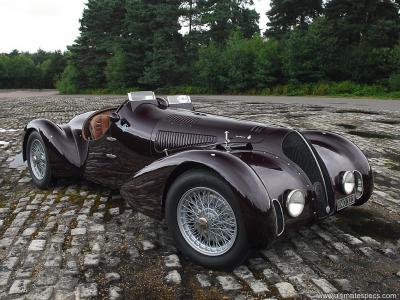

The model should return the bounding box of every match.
[0,0,270,53]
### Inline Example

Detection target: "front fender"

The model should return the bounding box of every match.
[302,130,374,203]
[120,149,278,246]
[236,151,315,233]
[23,119,81,177]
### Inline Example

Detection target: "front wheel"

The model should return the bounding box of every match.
[27,131,52,189]
[165,169,248,270]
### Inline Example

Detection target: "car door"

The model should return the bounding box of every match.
[83,129,122,189]
[106,106,154,188]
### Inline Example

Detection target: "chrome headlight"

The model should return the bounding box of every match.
[354,170,363,199]
[341,171,355,195]
[286,189,305,218]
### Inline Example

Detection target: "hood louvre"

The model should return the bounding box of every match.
[250,125,266,134]
[155,130,216,152]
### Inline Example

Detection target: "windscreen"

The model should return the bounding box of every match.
[128,91,156,101]
[167,95,191,105]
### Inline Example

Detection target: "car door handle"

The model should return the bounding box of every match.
[106,137,117,142]
[106,154,117,159]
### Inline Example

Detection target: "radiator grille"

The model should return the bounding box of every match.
[155,131,216,152]
[282,131,332,218]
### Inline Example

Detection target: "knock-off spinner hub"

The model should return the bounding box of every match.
[197,217,208,227]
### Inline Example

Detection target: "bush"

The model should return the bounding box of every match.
[327,81,358,95]
[388,74,400,91]
[156,85,208,95]
[56,63,79,94]
[313,83,330,96]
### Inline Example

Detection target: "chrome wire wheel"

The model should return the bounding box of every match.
[29,139,47,180]
[177,187,238,256]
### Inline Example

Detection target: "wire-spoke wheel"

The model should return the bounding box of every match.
[166,169,248,270]
[177,187,237,256]
[30,139,47,180]
[27,131,52,188]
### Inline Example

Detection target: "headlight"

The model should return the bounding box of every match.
[341,171,355,195]
[354,170,363,199]
[286,189,305,218]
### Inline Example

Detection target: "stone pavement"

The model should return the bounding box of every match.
[0,94,399,299]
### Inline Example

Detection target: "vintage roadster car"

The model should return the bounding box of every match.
[23,91,373,269]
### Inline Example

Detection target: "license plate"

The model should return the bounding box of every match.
[336,194,356,211]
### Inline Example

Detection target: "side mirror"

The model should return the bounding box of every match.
[110,112,120,123]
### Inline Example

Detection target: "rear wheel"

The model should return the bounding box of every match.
[165,169,248,270]
[27,131,52,189]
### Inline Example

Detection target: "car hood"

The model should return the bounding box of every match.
[151,106,292,154]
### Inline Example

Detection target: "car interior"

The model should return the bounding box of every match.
[82,108,115,141]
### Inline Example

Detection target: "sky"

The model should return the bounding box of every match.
[0,0,271,53]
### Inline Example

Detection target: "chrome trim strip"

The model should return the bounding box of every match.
[294,131,330,214]
[272,199,285,237]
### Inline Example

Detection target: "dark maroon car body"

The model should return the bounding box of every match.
[23,95,373,247]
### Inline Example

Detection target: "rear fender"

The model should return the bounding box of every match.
[23,119,81,177]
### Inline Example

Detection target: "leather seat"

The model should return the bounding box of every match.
[89,113,110,140]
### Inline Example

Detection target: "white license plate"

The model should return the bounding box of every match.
[336,194,356,211]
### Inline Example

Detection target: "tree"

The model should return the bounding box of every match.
[105,49,127,90]
[7,54,37,88]
[266,0,322,38]
[324,0,400,48]
[0,55,10,88]
[282,18,336,83]
[68,0,127,88]
[196,33,283,92]
[195,0,259,44]
[196,42,225,92]
[56,63,80,94]
[138,1,185,87]
[180,0,200,33]
[39,51,67,88]
[253,38,283,88]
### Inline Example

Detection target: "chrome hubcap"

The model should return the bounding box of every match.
[177,187,237,256]
[30,139,47,180]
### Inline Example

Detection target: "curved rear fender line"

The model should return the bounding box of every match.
[302,130,374,201]
[23,119,81,175]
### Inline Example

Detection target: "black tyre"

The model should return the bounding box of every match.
[26,131,52,189]
[165,169,248,270]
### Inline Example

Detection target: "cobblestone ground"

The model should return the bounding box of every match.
[0,95,399,299]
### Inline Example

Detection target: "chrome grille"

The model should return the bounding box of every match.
[282,131,333,218]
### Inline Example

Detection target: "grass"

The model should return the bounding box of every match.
[60,81,400,99]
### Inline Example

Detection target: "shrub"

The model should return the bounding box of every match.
[56,63,79,94]
[388,74,400,91]
[327,81,357,95]
[313,83,330,96]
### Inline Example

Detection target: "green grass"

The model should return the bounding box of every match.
[59,82,400,99]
